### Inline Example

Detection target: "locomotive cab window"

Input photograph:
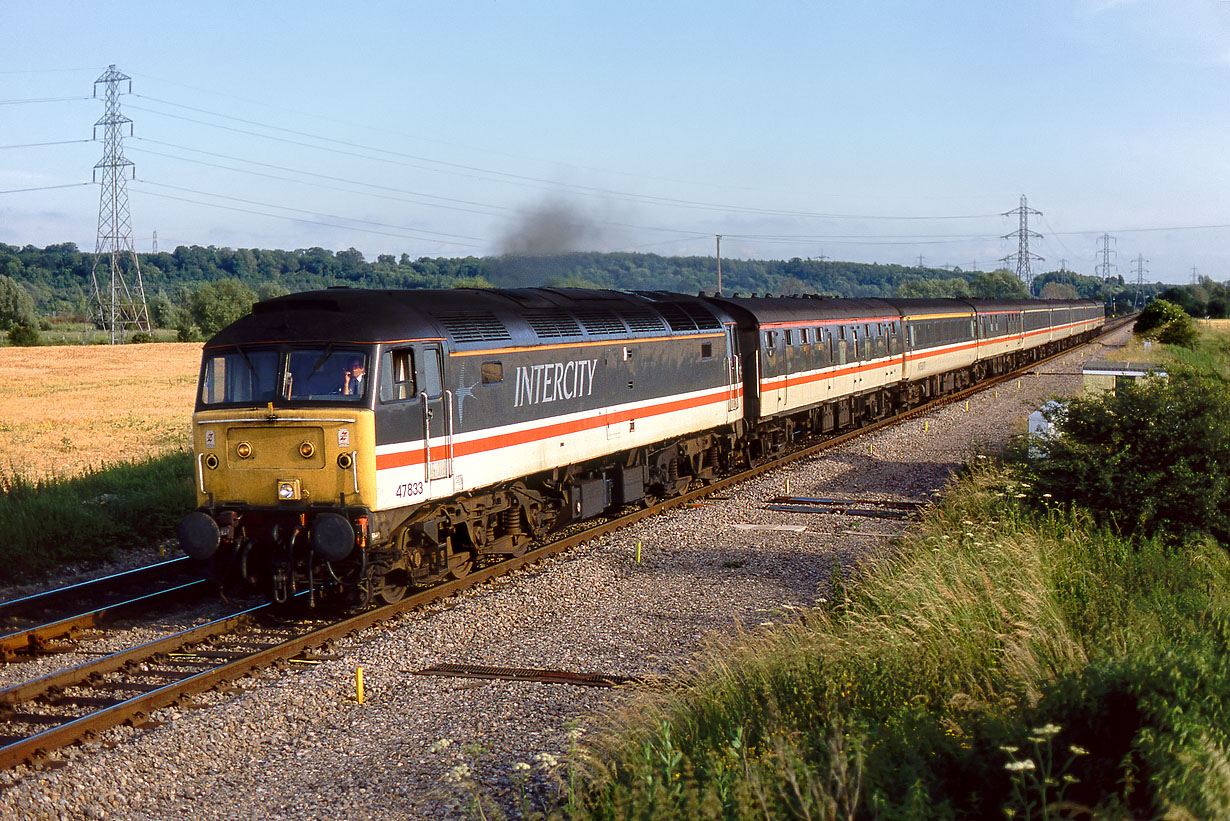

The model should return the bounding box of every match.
[200,349,279,405]
[286,349,370,401]
[700,342,713,359]
[379,350,416,402]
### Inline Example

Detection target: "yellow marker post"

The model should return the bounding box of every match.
[635,541,642,563]
[784,477,791,495]
[965,400,969,411]
[356,667,365,704]
[924,420,929,433]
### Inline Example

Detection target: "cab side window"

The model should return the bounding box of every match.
[421,346,444,397]
[380,350,417,402]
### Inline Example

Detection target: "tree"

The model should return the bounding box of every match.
[0,275,36,330]
[970,270,1029,299]
[189,278,258,337]
[1040,282,1079,300]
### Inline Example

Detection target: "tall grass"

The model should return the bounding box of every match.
[566,465,1230,819]
[0,451,195,581]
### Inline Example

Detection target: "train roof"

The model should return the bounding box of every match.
[704,295,898,325]
[203,287,736,351]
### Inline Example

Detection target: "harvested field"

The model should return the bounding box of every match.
[0,343,202,480]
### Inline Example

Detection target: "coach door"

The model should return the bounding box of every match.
[724,324,740,412]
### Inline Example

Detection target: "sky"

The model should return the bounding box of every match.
[1,0,1227,284]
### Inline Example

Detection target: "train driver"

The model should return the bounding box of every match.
[342,356,367,397]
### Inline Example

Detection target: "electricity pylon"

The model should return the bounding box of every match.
[86,64,150,344]
[1002,195,1044,288]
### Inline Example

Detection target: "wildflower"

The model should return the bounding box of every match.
[1005,760,1036,772]
[534,752,559,769]
[1041,493,1053,498]
[442,763,471,783]
[566,727,585,741]
[1031,723,1062,737]
[1069,744,1089,756]
[511,762,531,774]
[999,745,1020,755]
[429,738,454,753]
[1015,493,1028,498]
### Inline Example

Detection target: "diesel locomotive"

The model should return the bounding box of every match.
[176,287,1103,606]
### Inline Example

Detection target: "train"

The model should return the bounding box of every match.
[175,288,1104,607]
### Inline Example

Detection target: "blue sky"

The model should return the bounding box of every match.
[2,0,1227,283]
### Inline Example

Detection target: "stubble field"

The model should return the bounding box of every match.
[0,343,202,481]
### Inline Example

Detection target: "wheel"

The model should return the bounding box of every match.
[377,568,410,605]
[447,551,473,580]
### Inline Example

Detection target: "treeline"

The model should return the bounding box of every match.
[0,242,1176,337]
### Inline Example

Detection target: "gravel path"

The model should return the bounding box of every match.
[0,329,1129,820]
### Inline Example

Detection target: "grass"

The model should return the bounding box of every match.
[0,452,197,580]
[564,464,1230,819]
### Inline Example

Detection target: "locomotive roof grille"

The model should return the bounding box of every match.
[618,309,667,334]
[679,301,722,330]
[572,309,627,335]
[655,302,703,333]
[525,310,583,339]
[433,311,512,343]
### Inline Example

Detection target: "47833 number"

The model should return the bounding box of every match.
[394,481,425,498]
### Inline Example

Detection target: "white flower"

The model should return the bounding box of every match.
[1005,760,1036,772]
[566,727,585,741]
[534,752,559,769]
[512,762,531,773]
[442,763,471,783]
[1031,723,1062,737]
[429,738,453,753]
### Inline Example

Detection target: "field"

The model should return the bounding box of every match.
[0,343,202,480]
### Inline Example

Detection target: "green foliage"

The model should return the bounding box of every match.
[6,323,39,346]
[1,242,1176,328]
[1135,298,1189,335]
[188,277,258,336]
[0,452,196,579]
[1023,375,1230,545]
[129,331,154,343]
[566,464,1230,818]
[0,274,36,330]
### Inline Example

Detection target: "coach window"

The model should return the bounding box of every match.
[700,342,713,359]
[481,361,503,384]
[799,328,809,345]
[784,329,793,346]
[379,350,416,402]
[765,331,776,357]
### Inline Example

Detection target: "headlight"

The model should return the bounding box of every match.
[277,479,301,500]
[204,453,219,470]
[337,452,353,469]
[236,441,253,459]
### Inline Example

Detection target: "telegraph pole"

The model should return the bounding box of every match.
[86,64,151,344]
[715,234,722,296]
[1002,195,1043,288]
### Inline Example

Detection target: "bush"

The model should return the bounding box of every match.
[1023,374,1230,546]
[1134,299,1198,348]
[7,323,40,346]
[130,331,154,343]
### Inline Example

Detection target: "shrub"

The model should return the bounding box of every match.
[1134,299,1198,348]
[7,323,40,346]
[1022,374,1230,546]
[130,331,154,343]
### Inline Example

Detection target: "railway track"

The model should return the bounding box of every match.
[0,318,1130,772]
[0,559,210,661]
